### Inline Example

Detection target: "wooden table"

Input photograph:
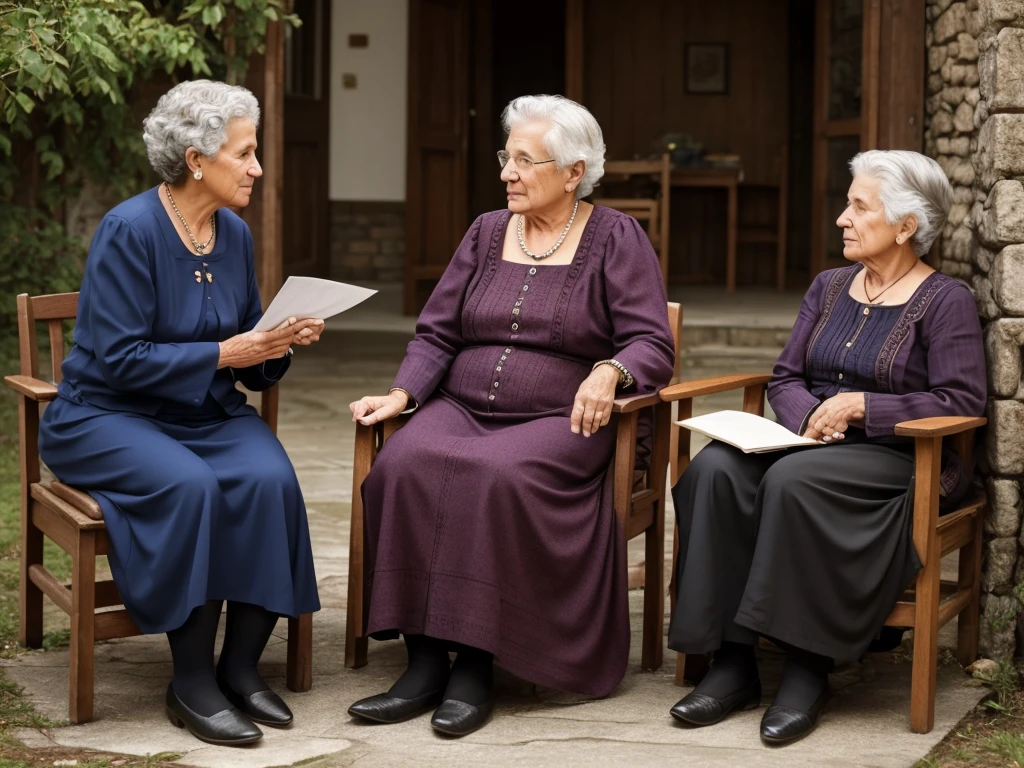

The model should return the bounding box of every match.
[670,167,744,294]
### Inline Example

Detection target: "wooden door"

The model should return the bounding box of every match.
[810,0,881,277]
[283,0,330,278]
[404,0,471,315]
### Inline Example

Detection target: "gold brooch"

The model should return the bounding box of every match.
[194,270,202,283]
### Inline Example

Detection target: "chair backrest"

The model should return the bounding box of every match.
[595,154,672,286]
[667,301,682,367]
[13,291,279,430]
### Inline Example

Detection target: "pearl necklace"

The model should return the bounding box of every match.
[164,182,215,254]
[517,199,580,261]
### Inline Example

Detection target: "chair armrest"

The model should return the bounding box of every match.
[659,373,772,402]
[4,375,57,402]
[613,392,661,413]
[894,416,987,438]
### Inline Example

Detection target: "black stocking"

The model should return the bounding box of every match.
[167,600,230,717]
[692,641,759,699]
[773,646,831,711]
[216,601,280,696]
[387,634,451,699]
[444,645,494,706]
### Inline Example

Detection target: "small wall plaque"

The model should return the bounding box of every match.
[349,34,369,48]
[342,73,357,89]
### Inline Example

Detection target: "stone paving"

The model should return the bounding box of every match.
[3,308,989,767]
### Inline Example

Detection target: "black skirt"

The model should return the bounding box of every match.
[668,441,919,663]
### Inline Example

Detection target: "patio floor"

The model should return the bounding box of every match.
[3,289,987,767]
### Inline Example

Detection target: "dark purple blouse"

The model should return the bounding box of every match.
[767,265,987,496]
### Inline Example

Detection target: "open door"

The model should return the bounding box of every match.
[810,0,881,277]
[282,0,331,278]
[404,0,471,314]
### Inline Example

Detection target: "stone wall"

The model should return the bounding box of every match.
[925,0,1024,659]
[329,201,405,283]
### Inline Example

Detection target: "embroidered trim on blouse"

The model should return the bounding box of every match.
[804,266,859,370]
[464,213,511,342]
[875,273,954,393]
[549,206,600,351]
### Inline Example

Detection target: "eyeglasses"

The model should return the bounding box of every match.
[497,150,556,171]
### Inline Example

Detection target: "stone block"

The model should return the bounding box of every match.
[951,135,973,155]
[981,0,1024,27]
[992,245,1024,314]
[954,100,976,132]
[983,537,1019,590]
[936,2,969,44]
[979,181,1024,247]
[375,269,404,283]
[989,28,1024,110]
[929,73,946,95]
[954,185,976,204]
[942,85,968,106]
[380,239,406,255]
[966,87,982,106]
[370,253,404,270]
[965,66,981,87]
[980,593,1018,658]
[949,202,971,227]
[931,44,949,71]
[932,109,955,135]
[369,226,405,240]
[972,274,1000,318]
[988,399,1024,475]
[936,137,952,154]
[984,317,1024,396]
[959,32,981,60]
[987,478,1023,537]
[976,113,1024,188]
[946,225,975,262]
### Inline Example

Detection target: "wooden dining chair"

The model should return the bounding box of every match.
[345,302,683,674]
[593,154,672,287]
[4,291,313,724]
[660,373,986,734]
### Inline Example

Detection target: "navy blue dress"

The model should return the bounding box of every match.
[38,187,320,635]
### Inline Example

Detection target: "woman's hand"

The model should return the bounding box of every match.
[217,317,320,369]
[803,392,866,442]
[571,365,620,437]
[291,318,325,346]
[350,389,409,426]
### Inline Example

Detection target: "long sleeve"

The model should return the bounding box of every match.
[602,216,675,392]
[86,216,220,406]
[863,283,987,437]
[766,271,830,433]
[231,230,290,391]
[391,216,483,405]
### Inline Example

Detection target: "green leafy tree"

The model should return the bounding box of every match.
[0,0,298,365]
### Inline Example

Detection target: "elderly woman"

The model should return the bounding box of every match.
[37,80,322,746]
[666,150,986,745]
[347,95,675,736]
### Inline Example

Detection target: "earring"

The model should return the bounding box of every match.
[194,169,203,181]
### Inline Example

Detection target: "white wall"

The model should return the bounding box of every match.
[329,0,407,201]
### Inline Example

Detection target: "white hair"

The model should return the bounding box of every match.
[143,80,261,183]
[501,95,606,199]
[849,149,953,257]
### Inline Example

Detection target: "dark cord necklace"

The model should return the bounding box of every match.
[865,262,916,304]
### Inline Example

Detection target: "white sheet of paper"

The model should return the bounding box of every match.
[676,410,824,453]
[253,276,377,331]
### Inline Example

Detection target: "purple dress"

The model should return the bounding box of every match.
[669,265,987,662]
[361,206,675,696]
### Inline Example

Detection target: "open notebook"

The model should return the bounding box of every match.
[676,410,825,453]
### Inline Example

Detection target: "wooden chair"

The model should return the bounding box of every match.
[345,302,683,672]
[593,154,672,287]
[4,291,313,724]
[736,143,789,291]
[660,373,986,734]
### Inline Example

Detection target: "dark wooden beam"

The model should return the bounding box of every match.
[877,0,926,150]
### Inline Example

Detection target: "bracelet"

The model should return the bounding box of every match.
[593,359,634,389]
[389,387,413,403]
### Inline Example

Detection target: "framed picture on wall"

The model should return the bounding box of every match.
[686,43,729,95]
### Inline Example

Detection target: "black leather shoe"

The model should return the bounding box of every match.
[217,673,293,728]
[165,684,262,746]
[430,697,494,736]
[669,679,762,727]
[348,689,446,724]
[760,686,831,746]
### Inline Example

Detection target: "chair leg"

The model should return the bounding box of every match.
[286,613,313,692]
[674,651,710,686]
[640,523,664,671]
[956,511,984,668]
[20,519,43,649]
[910,542,941,734]
[69,531,96,724]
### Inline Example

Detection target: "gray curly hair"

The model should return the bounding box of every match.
[501,95,606,199]
[849,150,953,258]
[143,80,261,184]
